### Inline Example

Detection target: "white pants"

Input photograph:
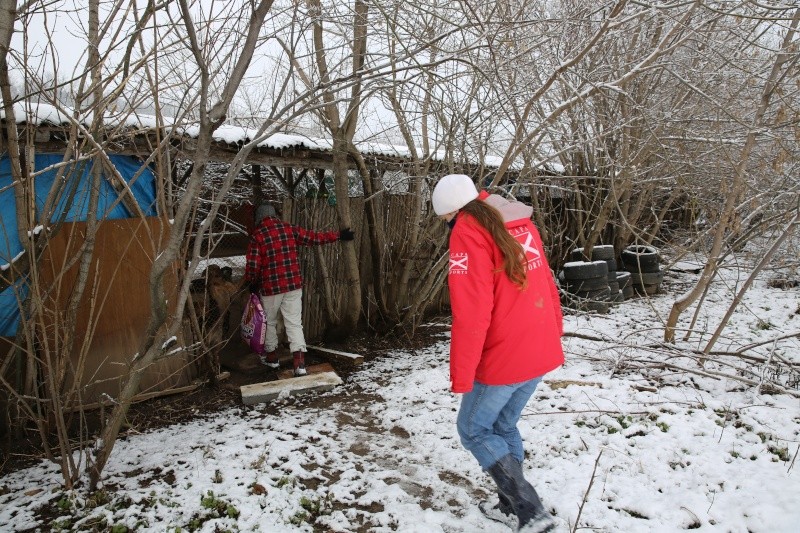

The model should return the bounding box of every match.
[260,288,306,353]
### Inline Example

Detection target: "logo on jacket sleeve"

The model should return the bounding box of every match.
[449,252,469,275]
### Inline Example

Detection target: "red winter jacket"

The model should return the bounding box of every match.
[447,192,564,393]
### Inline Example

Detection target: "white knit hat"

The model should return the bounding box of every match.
[431,174,479,216]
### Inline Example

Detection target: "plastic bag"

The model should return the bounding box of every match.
[241,292,266,354]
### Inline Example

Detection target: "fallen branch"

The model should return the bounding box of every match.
[734,331,800,355]
[566,331,799,395]
[637,361,800,398]
[572,450,603,533]
[522,409,652,418]
[563,331,609,342]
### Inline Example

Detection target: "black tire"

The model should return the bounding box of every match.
[616,271,632,289]
[569,248,586,262]
[573,287,612,301]
[585,300,611,314]
[565,298,609,314]
[630,270,664,286]
[622,245,660,272]
[624,261,661,274]
[634,283,660,296]
[622,285,635,300]
[605,258,618,272]
[562,260,608,280]
[608,281,620,294]
[562,276,609,292]
[571,245,614,262]
[591,245,615,260]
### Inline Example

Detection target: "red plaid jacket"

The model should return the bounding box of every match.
[245,216,339,296]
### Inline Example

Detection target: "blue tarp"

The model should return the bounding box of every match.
[0,154,158,336]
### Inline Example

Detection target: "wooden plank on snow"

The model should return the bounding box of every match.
[275,362,335,381]
[307,345,364,364]
[240,371,342,405]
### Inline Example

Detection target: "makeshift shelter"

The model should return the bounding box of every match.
[0,103,555,415]
[0,152,196,406]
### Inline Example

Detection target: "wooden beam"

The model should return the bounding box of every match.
[65,372,231,412]
[250,163,263,205]
[307,345,364,365]
[240,371,342,404]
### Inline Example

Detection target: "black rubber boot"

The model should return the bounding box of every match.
[486,454,555,532]
[478,491,516,527]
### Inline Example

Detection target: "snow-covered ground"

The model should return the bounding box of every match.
[1,261,798,532]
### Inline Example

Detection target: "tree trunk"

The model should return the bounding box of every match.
[328,135,361,333]
[88,0,275,489]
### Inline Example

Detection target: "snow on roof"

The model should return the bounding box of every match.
[0,102,73,125]
[2,102,562,172]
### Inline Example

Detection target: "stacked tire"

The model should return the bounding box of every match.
[560,260,611,313]
[570,245,625,303]
[621,245,663,295]
[616,270,634,300]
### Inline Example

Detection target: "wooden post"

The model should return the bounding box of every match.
[250,164,262,206]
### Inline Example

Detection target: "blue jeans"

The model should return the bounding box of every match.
[456,377,542,470]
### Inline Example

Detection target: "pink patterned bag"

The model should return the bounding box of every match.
[241,292,266,354]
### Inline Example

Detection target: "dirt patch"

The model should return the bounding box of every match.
[0,323,449,478]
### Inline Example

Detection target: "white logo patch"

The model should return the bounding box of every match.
[449,252,469,275]
[509,228,543,270]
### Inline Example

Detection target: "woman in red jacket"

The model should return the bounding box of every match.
[431,174,564,533]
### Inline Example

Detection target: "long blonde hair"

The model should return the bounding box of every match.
[459,199,527,289]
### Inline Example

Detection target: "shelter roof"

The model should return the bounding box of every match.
[2,102,564,175]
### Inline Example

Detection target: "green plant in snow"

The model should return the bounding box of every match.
[111,494,134,511]
[300,494,333,517]
[276,476,295,488]
[767,445,790,462]
[290,511,310,525]
[756,319,773,330]
[616,415,633,429]
[50,518,72,531]
[182,490,240,531]
[55,494,72,512]
[85,489,110,509]
[80,514,109,530]
[251,453,267,470]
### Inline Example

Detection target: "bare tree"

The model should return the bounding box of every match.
[86,0,279,489]
[3,0,799,491]
[665,7,800,344]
